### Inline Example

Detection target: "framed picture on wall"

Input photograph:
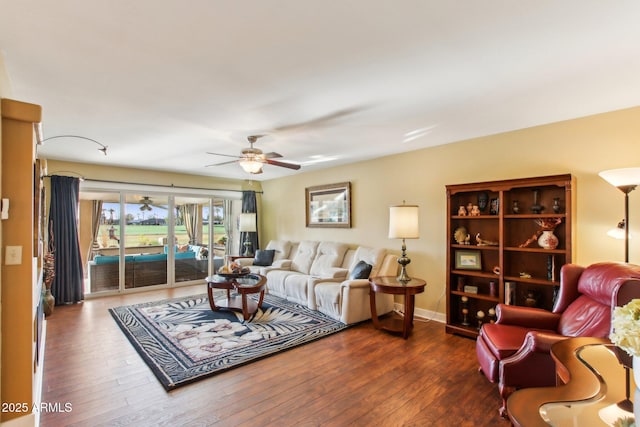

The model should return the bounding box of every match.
[305,182,351,228]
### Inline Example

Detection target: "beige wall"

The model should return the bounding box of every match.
[262,107,640,314]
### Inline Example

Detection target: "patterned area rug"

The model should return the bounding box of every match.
[109,293,349,390]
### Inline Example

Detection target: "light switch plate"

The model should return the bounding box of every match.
[5,246,22,265]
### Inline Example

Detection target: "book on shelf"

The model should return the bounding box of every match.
[504,281,516,305]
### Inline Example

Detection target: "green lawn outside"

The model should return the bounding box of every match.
[98,224,226,248]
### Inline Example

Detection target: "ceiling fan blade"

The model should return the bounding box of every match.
[266,159,301,170]
[263,152,283,159]
[206,152,241,159]
[205,160,238,167]
[272,106,365,133]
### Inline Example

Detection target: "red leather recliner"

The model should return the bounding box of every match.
[476,262,640,416]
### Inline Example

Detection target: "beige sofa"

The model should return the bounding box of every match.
[240,240,397,324]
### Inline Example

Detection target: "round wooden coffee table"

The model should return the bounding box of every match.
[205,273,266,321]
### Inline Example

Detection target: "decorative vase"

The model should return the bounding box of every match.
[538,230,559,250]
[43,288,55,316]
[524,291,538,307]
[530,189,543,214]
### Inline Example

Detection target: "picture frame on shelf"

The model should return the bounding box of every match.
[305,181,351,228]
[490,198,499,215]
[463,285,478,294]
[455,250,482,270]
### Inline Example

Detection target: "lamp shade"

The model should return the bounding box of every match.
[599,167,640,188]
[389,204,419,239]
[238,213,257,232]
[607,219,632,240]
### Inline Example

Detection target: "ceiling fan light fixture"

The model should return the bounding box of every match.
[239,158,263,174]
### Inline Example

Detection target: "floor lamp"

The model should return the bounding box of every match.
[238,213,257,257]
[599,167,640,263]
[599,167,640,414]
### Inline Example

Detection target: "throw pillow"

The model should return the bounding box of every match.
[350,260,372,280]
[178,244,189,253]
[253,249,276,266]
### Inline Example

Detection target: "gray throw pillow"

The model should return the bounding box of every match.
[253,249,276,266]
[350,261,372,280]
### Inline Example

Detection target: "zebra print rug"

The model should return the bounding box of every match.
[109,293,349,390]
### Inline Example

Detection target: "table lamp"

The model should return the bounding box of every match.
[238,213,257,257]
[388,202,419,282]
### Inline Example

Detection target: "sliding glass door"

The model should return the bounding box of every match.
[123,194,169,289]
[81,186,241,296]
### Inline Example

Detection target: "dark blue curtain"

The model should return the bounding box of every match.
[49,175,84,304]
[241,191,258,252]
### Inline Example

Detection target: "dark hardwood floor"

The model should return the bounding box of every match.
[41,285,509,426]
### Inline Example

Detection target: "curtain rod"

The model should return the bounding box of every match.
[44,175,263,194]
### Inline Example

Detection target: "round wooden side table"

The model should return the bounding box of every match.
[369,276,426,339]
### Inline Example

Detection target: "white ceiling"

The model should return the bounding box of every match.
[1,1,639,181]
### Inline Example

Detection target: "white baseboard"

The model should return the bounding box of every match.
[393,302,446,324]
[0,413,36,427]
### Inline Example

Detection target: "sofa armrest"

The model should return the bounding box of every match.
[341,278,371,289]
[496,304,561,330]
[499,331,567,391]
[521,330,567,353]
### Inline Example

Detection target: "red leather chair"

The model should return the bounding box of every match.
[476,262,640,416]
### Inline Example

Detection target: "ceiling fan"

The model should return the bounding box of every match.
[139,196,153,211]
[206,135,301,174]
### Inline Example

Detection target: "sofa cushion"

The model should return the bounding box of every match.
[189,245,208,260]
[134,253,167,262]
[265,270,299,297]
[94,255,120,264]
[291,241,320,274]
[557,295,612,337]
[349,247,385,277]
[283,274,309,305]
[349,261,372,280]
[95,255,136,264]
[175,251,195,260]
[254,249,276,266]
[266,240,292,262]
[315,282,342,319]
[577,262,640,305]
[310,242,348,276]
